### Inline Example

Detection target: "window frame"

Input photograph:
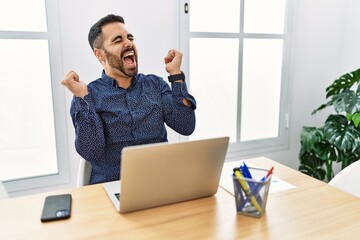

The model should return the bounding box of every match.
[0,0,70,193]
[180,0,293,160]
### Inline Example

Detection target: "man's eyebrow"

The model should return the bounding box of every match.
[112,35,123,42]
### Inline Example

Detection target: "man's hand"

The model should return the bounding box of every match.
[61,71,89,98]
[164,49,182,75]
[164,49,191,107]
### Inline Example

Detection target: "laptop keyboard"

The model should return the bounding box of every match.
[115,193,120,201]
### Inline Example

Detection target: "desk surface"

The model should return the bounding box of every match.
[1,157,360,240]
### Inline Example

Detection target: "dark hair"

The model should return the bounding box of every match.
[88,14,125,50]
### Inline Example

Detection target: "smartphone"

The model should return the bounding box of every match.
[41,194,72,222]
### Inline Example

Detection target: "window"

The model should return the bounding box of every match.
[0,0,69,192]
[180,0,291,159]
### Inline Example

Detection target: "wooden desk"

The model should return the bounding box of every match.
[1,157,360,239]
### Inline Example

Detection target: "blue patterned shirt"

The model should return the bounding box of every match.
[70,71,196,184]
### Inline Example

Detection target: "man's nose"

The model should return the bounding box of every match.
[124,38,133,48]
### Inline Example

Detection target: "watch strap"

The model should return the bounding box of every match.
[168,71,185,83]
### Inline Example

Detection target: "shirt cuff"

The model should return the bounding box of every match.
[171,82,197,110]
[73,93,94,111]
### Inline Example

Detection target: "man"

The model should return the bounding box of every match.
[61,14,196,184]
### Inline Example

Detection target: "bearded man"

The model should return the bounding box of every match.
[61,14,196,184]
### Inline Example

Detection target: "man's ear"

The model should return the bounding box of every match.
[94,48,105,62]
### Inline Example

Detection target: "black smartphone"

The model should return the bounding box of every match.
[41,194,72,222]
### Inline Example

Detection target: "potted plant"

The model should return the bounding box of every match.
[299,68,360,182]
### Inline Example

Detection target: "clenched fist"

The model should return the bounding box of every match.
[61,71,89,98]
[164,49,182,75]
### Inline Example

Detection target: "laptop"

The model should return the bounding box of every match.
[103,136,229,213]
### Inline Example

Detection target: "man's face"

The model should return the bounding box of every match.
[100,22,138,77]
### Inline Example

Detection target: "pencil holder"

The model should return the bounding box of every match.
[232,167,272,218]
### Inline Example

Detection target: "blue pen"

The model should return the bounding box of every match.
[240,164,255,192]
[241,163,252,178]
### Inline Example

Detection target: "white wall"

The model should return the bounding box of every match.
[341,0,360,71]
[11,0,360,196]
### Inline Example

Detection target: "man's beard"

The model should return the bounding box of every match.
[103,48,138,77]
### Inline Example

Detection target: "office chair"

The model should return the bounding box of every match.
[77,158,92,187]
[328,160,360,197]
[0,181,9,200]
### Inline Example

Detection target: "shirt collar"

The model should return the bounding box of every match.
[101,70,139,88]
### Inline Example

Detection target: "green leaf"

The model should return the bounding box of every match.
[313,140,337,161]
[324,114,360,150]
[332,90,354,113]
[300,127,324,151]
[325,68,360,99]
[336,149,360,171]
[346,112,353,121]
[351,112,360,127]
[298,149,326,181]
[312,69,360,115]
[312,101,333,115]
[331,85,360,114]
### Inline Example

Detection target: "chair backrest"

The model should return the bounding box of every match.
[76,158,92,187]
[328,160,360,197]
[0,181,9,200]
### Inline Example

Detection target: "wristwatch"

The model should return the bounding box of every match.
[168,71,185,83]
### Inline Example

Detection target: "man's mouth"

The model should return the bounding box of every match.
[122,50,136,65]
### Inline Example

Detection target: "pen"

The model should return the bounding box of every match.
[240,163,252,179]
[258,166,274,182]
[265,166,274,179]
[240,163,263,205]
[233,168,262,213]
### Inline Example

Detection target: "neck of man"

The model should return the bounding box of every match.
[105,68,133,89]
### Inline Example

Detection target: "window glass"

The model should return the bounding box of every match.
[240,38,283,141]
[0,0,47,32]
[190,0,240,33]
[244,0,286,34]
[189,38,239,142]
[0,39,57,181]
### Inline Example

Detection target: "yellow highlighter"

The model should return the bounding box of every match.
[234,169,263,213]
